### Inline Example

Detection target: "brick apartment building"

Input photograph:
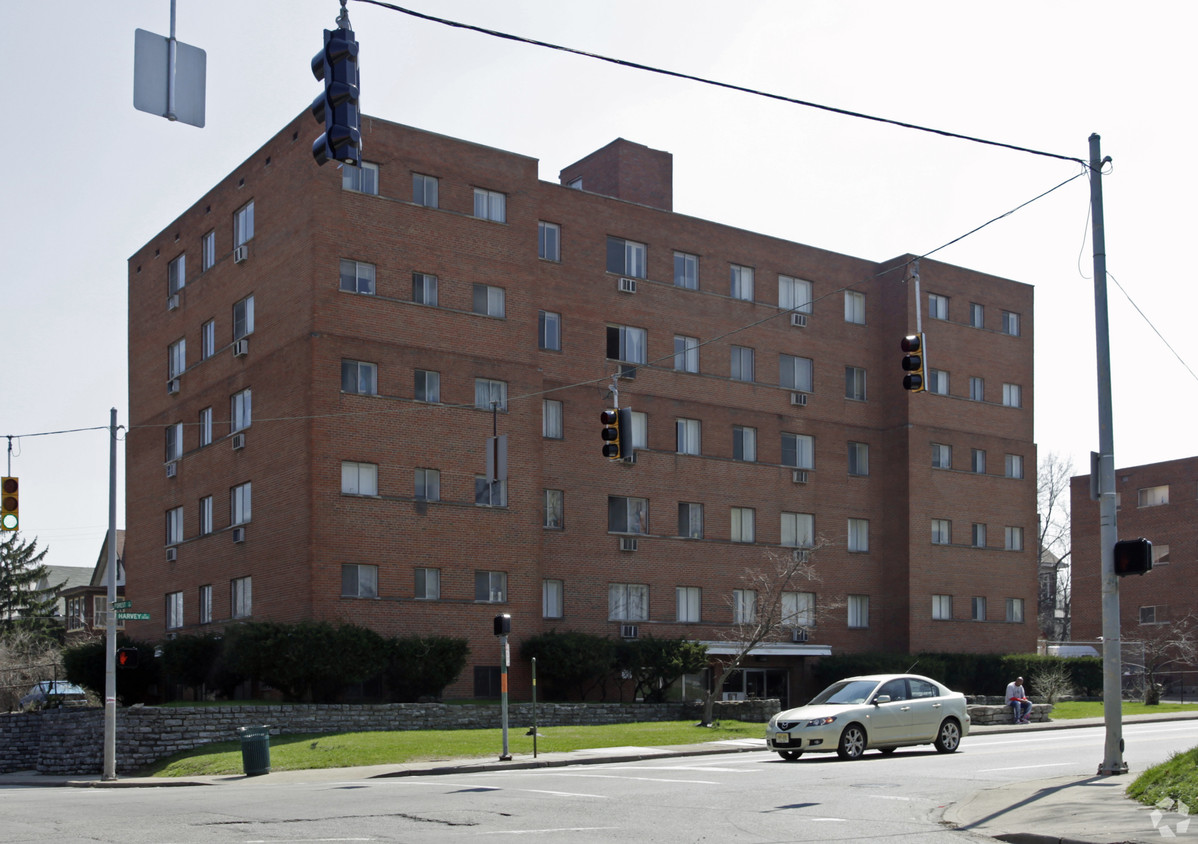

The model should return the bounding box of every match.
[125,112,1038,703]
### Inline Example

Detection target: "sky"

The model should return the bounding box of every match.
[2,0,1195,569]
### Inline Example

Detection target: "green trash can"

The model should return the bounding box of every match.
[238,725,271,776]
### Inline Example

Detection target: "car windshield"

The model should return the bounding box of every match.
[807,679,881,706]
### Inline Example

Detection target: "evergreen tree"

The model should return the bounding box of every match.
[0,533,59,638]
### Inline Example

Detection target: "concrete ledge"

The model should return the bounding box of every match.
[967,703,1053,725]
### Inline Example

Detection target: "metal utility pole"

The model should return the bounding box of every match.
[1088,134,1126,776]
[103,408,119,780]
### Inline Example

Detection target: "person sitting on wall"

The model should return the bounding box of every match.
[1005,676,1032,724]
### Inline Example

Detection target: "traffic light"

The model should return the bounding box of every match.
[901,334,926,392]
[117,647,140,669]
[0,477,17,531]
[310,21,361,167]
[1114,538,1153,576]
[600,408,634,460]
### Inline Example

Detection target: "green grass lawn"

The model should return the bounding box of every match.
[1128,746,1198,810]
[1048,700,1198,719]
[145,720,763,777]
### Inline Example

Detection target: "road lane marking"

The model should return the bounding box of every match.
[975,762,1076,773]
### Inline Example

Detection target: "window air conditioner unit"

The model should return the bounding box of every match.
[165,547,177,562]
[790,313,808,328]
[233,244,249,263]
[232,339,249,357]
[231,432,246,450]
[165,462,177,478]
[232,526,246,543]
[167,378,181,395]
[792,548,810,563]
[619,537,638,552]
[618,277,637,294]
[789,391,808,407]
[620,624,639,639]
[167,293,180,311]
[792,628,809,643]
[792,469,809,484]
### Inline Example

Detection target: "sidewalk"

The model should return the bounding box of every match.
[3,711,1195,844]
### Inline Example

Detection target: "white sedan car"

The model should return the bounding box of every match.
[765,673,970,760]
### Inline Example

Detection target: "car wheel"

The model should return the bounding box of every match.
[837,724,867,760]
[777,749,804,761]
[934,718,962,753]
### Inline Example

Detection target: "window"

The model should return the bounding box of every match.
[606,325,647,373]
[931,519,951,545]
[971,448,986,474]
[847,442,869,477]
[339,259,375,294]
[928,369,949,395]
[1138,485,1169,507]
[474,477,507,507]
[233,295,254,340]
[166,506,183,546]
[733,426,757,462]
[199,585,212,624]
[932,443,952,469]
[342,356,378,392]
[678,502,703,539]
[1005,597,1025,623]
[165,422,183,462]
[730,507,756,543]
[341,461,378,496]
[231,482,251,525]
[474,378,508,411]
[972,523,987,548]
[781,512,814,548]
[847,595,869,628]
[412,272,438,306]
[780,355,814,392]
[415,567,440,600]
[472,284,506,318]
[781,433,814,470]
[414,468,441,501]
[1004,526,1024,551]
[1005,454,1024,479]
[343,162,379,195]
[932,594,953,621]
[202,231,215,271]
[539,311,562,351]
[629,411,648,450]
[544,489,563,529]
[473,188,506,222]
[609,583,648,621]
[168,254,185,296]
[971,596,987,621]
[1139,606,1159,625]
[732,589,757,623]
[674,335,699,373]
[730,346,755,382]
[606,237,647,278]
[414,370,440,403]
[342,564,378,598]
[969,376,985,401]
[199,496,213,536]
[674,252,698,289]
[166,591,183,630]
[1002,383,1022,407]
[844,290,865,324]
[201,320,215,360]
[847,518,869,552]
[475,571,508,602]
[779,275,813,314]
[845,366,867,401]
[234,201,254,247]
[783,591,816,628]
[412,173,438,207]
[969,302,984,328]
[676,586,701,622]
[538,221,560,261]
[230,388,252,432]
[168,338,186,379]
[543,579,563,618]
[676,418,701,455]
[231,576,252,618]
[543,399,563,439]
[1002,311,1021,336]
[608,496,649,534]
[928,293,949,320]
[730,264,754,301]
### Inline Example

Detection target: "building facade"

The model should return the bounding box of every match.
[126,113,1038,702]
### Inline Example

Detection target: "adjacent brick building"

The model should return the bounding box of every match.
[126,112,1038,703]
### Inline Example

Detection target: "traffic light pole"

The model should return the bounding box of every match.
[103,408,118,780]
[1088,134,1126,776]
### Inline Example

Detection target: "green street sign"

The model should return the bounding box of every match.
[112,600,133,609]
[117,612,151,621]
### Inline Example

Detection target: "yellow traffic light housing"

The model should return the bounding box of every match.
[901,334,926,392]
[0,477,18,531]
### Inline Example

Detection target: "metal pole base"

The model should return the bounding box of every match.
[498,754,512,762]
[1098,761,1129,775]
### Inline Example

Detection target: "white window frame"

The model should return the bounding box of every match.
[199,495,213,536]
[781,512,814,548]
[1006,597,1025,623]
[931,518,951,545]
[971,596,987,621]
[932,442,952,469]
[538,221,560,261]
[730,264,754,301]
[341,461,378,496]
[780,354,814,392]
[231,482,251,526]
[199,584,212,624]
[932,594,953,620]
[412,272,438,306]
[969,302,984,328]
[230,388,252,433]
[414,468,441,502]
[608,496,649,534]
[543,579,564,618]
[474,378,508,411]
[343,162,379,195]
[928,369,949,395]
[1138,485,1169,507]
[733,425,757,462]
[847,594,869,628]
[202,230,215,272]
[732,588,757,623]
[678,502,703,539]
[168,338,186,379]
[607,237,647,278]
[412,172,438,207]
[674,335,699,373]
[844,290,865,324]
[168,253,186,296]
[474,476,507,507]
[473,188,507,222]
[475,570,508,603]
[730,507,755,543]
[674,251,698,289]
[971,448,986,474]
[676,418,701,455]
[1004,526,1024,551]
[969,376,985,401]
[199,406,213,447]
[1005,454,1024,479]
[166,591,184,630]
[340,259,375,294]
[848,518,869,553]
[1001,311,1021,336]
[234,201,254,247]
[779,275,813,314]
[781,432,814,470]
[783,591,816,628]
[166,506,184,546]
[472,283,506,318]
[544,488,564,529]
[845,366,867,401]
[539,310,562,351]
[415,567,441,600]
[542,399,563,439]
[730,346,755,382]
[607,324,647,366]
[201,320,215,360]
[1002,383,1022,407]
[676,586,701,623]
[928,293,949,320]
[231,576,252,618]
[629,411,648,450]
[341,360,378,395]
[414,369,440,403]
[233,295,254,341]
[972,523,987,548]
[342,564,379,599]
[609,583,649,621]
[847,441,869,477]
[166,422,183,463]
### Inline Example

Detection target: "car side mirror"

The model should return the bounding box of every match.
[873,695,891,704]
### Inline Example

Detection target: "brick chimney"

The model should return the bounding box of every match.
[559,139,672,212]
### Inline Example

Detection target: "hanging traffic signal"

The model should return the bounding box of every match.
[1113,538,1153,576]
[0,477,17,531]
[600,408,634,460]
[117,647,140,669]
[310,19,361,167]
[901,334,926,392]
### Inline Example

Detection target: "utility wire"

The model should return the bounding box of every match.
[1108,272,1198,386]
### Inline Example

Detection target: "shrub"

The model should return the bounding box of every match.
[62,635,160,705]
[521,631,616,700]
[615,637,708,703]
[383,636,470,702]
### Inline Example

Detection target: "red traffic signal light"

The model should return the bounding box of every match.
[117,647,140,669]
[901,334,926,392]
[1114,538,1153,576]
[1,477,18,531]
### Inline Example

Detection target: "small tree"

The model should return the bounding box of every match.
[0,626,67,711]
[1127,613,1197,705]
[383,635,470,702]
[616,637,709,703]
[521,631,617,701]
[1037,453,1073,641]
[0,533,60,642]
[159,632,225,700]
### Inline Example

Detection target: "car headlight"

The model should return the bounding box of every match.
[806,716,837,727]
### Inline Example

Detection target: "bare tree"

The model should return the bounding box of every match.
[1125,612,1198,705]
[1037,452,1073,641]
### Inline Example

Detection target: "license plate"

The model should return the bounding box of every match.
[775,733,791,745]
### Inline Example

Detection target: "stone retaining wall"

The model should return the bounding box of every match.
[967,703,1053,725]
